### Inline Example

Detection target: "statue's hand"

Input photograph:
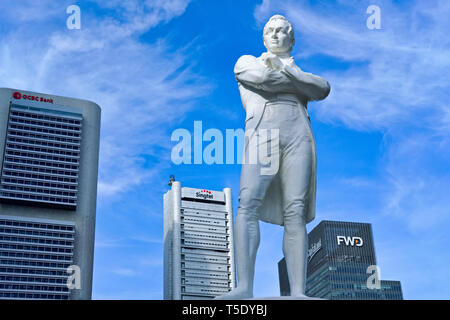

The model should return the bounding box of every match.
[285,57,296,68]
[262,52,284,71]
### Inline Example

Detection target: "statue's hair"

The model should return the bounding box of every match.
[263,14,295,50]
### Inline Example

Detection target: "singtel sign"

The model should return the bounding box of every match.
[195,189,213,200]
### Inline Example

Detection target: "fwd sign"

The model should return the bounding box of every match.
[337,236,363,247]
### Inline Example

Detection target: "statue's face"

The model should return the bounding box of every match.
[263,19,292,54]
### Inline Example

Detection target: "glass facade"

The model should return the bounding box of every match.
[0,104,82,210]
[0,215,75,300]
[278,220,403,300]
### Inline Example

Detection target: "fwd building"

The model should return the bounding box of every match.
[163,181,236,300]
[0,88,101,300]
[278,220,403,299]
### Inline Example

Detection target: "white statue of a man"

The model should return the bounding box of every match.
[216,14,330,299]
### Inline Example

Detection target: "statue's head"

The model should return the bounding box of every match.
[263,15,295,55]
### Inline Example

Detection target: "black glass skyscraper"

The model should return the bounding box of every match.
[278,220,403,300]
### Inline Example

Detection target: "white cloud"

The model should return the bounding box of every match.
[255,0,450,129]
[253,0,450,298]
[253,0,450,231]
[112,267,137,277]
[0,0,209,200]
[95,234,163,248]
[0,0,62,23]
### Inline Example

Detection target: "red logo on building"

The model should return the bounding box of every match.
[12,91,53,104]
[196,189,213,200]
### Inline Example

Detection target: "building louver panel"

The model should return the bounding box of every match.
[0,104,82,210]
[0,215,75,300]
[180,201,232,299]
[163,184,236,300]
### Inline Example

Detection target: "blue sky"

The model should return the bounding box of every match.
[0,0,449,299]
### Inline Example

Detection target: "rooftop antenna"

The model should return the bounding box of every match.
[168,174,175,186]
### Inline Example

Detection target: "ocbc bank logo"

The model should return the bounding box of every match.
[12,91,54,104]
[337,235,363,247]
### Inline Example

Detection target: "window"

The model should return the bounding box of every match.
[0,105,82,209]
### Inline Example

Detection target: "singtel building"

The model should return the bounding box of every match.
[163,181,235,300]
[0,88,101,300]
[278,220,403,300]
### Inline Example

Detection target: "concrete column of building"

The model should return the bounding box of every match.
[71,98,101,300]
[223,188,236,289]
[171,181,182,299]
[163,191,173,300]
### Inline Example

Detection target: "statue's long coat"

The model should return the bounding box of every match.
[235,54,330,225]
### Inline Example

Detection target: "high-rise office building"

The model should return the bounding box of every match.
[278,220,403,300]
[0,88,101,300]
[163,180,235,300]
